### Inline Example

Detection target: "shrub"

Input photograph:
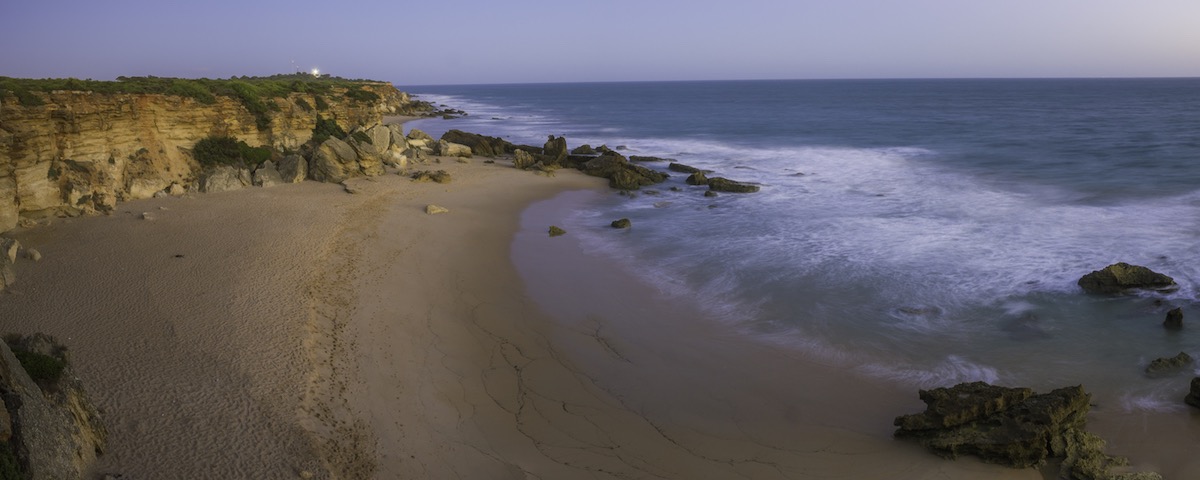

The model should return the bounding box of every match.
[238,142,272,169]
[13,349,65,384]
[351,131,372,145]
[165,79,216,104]
[295,98,313,112]
[314,95,329,111]
[193,136,271,168]
[193,136,242,166]
[344,87,380,103]
[311,116,346,145]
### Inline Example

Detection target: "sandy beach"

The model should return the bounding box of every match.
[6,147,1178,478]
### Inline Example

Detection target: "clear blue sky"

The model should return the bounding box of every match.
[2,0,1197,86]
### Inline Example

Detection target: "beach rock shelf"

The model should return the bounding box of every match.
[895,381,1160,480]
[1077,263,1177,294]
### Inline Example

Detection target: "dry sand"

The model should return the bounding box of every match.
[0,151,1176,478]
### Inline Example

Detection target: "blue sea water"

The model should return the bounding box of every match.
[404,78,1200,410]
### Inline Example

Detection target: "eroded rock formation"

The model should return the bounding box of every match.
[895,382,1160,480]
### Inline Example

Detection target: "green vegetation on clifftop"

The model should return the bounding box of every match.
[0,73,391,130]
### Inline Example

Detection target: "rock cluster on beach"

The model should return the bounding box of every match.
[0,333,107,480]
[895,382,1160,480]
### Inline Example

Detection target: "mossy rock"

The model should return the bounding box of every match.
[611,218,631,229]
[548,226,566,237]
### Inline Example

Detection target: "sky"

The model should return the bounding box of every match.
[1,0,1197,86]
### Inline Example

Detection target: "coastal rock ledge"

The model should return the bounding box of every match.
[894,382,1160,480]
[1077,263,1176,294]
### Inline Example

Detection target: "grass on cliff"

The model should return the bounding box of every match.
[0,73,389,130]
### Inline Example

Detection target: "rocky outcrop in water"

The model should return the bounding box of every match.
[1077,263,1177,294]
[1163,307,1183,330]
[1,334,107,480]
[1186,378,1200,409]
[440,130,513,157]
[895,382,1159,479]
[0,83,420,232]
[581,152,668,190]
[1144,352,1193,376]
[706,177,760,193]
[611,218,631,229]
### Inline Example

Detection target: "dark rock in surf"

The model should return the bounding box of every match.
[707,177,760,193]
[1077,263,1176,294]
[1164,307,1183,330]
[704,190,718,198]
[439,129,514,157]
[581,152,668,190]
[548,225,566,237]
[686,171,708,185]
[630,155,673,163]
[611,218,631,229]
[1186,377,1200,409]
[668,162,703,174]
[1145,352,1194,376]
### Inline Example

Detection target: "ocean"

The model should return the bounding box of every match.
[402,78,1200,412]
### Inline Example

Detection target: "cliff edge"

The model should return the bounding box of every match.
[0,77,424,232]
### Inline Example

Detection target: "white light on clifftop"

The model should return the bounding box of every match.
[311,68,320,77]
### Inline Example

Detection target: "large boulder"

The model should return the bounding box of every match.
[309,137,360,183]
[513,150,537,170]
[252,161,284,188]
[440,130,514,157]
[1,334,107,480]
[365,124,393,151]
[543,135,568,166]
[436,140,473,158]
[895,382,1154,479]
[686,171,708,185]
[199,165,249,193]
[348,137,385,177]
[707,177,760,193]
[387,124,408,152]
[1077,263,1177,294]
[277,155,308,183]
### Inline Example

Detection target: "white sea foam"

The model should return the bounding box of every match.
[858,355,1002,388]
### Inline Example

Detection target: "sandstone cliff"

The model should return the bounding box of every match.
[0,83,420,232]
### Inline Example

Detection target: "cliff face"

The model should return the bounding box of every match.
[0,84,415,232]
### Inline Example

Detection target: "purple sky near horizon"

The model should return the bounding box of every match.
[1,0,1197,86]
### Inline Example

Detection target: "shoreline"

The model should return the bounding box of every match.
[0,135,1188,478]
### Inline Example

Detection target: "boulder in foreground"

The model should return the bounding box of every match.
[895,381,1160,479]
[1077,263,1176,294]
